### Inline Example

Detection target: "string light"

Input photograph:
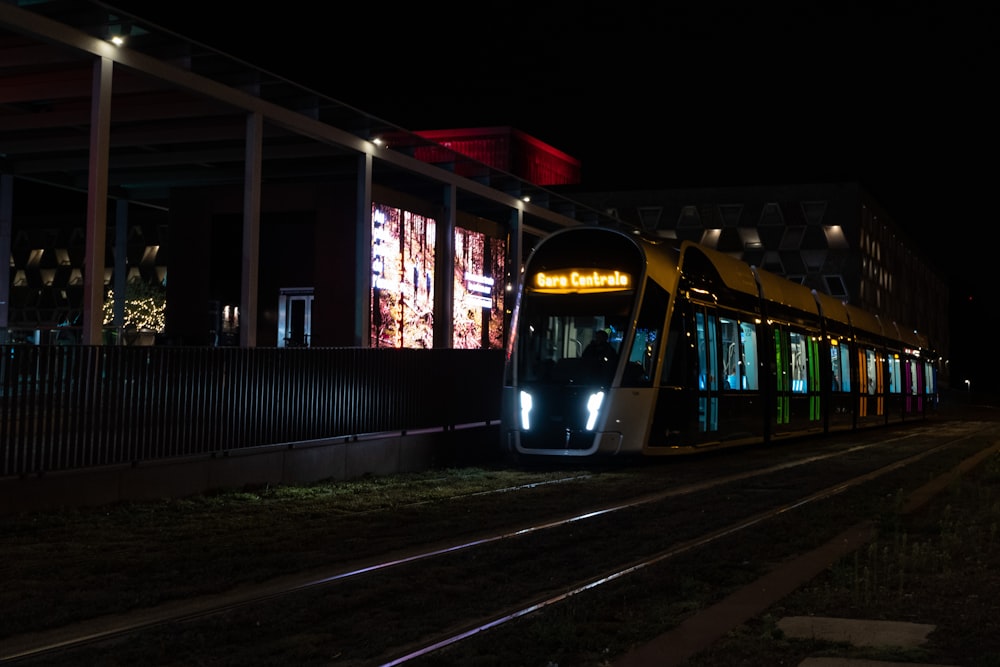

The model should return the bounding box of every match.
[102,280,166,332]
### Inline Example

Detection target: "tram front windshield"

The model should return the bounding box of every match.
[515,292,634,386]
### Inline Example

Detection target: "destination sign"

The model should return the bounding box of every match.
[530,269,632,294]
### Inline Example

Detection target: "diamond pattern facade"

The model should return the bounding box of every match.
[570,183,948,373]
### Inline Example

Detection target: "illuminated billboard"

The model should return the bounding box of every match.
[371,203,436,348]
[371,203,506,350]
[454,228,505,350]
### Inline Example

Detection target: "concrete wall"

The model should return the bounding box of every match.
[0,425,501,515]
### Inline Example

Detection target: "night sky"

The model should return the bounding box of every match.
[108,3,992,387]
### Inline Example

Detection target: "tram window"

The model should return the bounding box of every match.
[857,348,867,393]
[695,311,719,391]
[515,290,633,385]
[661,303,693,388]
[863,348,878,394]
[720,317,740,390]
[622,280,668,387]
[789,331,808,393]
[888,355,902,394]
[833,340,851,392]
[830,341,843,391]
[530,315,621,383]
[718,316,757,391]
[739,321,758,390]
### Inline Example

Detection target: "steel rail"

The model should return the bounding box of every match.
[0,428,955,663]
[379,430,983,665]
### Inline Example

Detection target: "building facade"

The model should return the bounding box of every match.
[569,183,949,375]
[0,4,610,351]
[1,3,948,384]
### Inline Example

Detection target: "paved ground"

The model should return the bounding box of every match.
[614,399,1000,667]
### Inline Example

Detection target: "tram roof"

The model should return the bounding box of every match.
[812,290,852,329]
[844,303,884,338]
[751,266,820,317]
[889,321,930,352]
[679,241,759,299]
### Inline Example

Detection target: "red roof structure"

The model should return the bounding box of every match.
[413,127,581,186]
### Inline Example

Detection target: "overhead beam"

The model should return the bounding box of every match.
[0,94,240,131]
[0,2,588,229]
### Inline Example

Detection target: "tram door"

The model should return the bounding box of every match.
[278,288,314,348]
[772,326,822,436]
[904,358,924,414]
[694,309,720,434]
[857,346,885,422]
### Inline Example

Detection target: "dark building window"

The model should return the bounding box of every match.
[824,275,848,297]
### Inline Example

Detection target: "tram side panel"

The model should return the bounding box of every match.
[645,299,767,452]
[646,300,727,450]
[643,243,772,453]
[645,299,699,450]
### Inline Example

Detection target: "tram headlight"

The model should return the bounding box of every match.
[519,390,533,430]
[585,391,605,431]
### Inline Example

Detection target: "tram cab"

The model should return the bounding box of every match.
[503,227,662,456]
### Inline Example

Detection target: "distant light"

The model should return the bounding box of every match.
[110,35,124,46]
[522,196,530,202]
[372,137,385,147]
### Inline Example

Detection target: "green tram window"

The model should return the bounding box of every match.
[774,329,789,424]
[808,335,820,420]
[774,327,820,423]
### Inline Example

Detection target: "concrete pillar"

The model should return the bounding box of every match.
[113,198,128,338]
[240,112,262,348]
[82,56,113,345]
[0,175,11,342]
[507,207,523,349]
[355,152,373,347]
[435,184,456,348]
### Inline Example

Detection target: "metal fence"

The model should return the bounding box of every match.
[0,345,505,477]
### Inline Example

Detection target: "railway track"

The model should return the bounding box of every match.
[2,418,996,666]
